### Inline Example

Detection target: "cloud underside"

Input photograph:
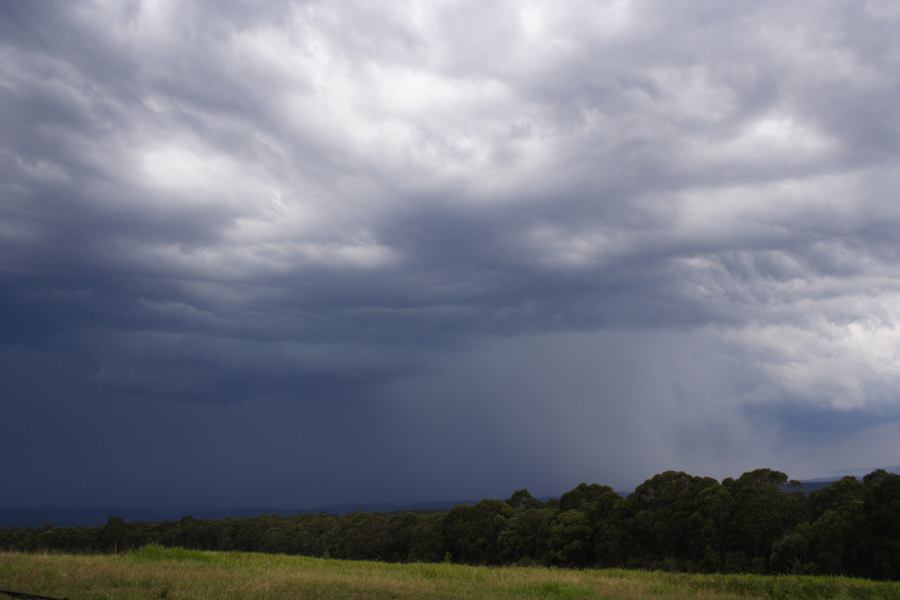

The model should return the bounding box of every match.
[2,1,900,504]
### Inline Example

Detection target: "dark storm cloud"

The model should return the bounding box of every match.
[2,1,900,506]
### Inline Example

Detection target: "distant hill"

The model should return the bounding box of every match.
[3,466,897,528]
[0,500,479,528]
[792,464,900,494]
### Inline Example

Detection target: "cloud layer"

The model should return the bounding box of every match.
[2,1,900,507]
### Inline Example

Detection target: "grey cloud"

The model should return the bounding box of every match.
[2,1,900,506]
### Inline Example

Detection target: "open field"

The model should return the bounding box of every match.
[2,546,899,600]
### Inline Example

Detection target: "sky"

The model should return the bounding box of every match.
[2,0,900,510]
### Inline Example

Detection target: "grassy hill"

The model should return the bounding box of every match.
[2,546,899,600]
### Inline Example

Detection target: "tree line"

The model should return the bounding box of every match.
[2,468,898,579]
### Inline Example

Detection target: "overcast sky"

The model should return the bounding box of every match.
[2,1,900,509]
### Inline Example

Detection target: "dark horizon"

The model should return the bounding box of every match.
[5,465,900,529]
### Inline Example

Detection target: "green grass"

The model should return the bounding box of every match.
[1,546,898,600]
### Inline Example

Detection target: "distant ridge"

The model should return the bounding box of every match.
[3,466,897,528]
[0,500,479,528]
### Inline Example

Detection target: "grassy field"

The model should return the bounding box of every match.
[1,546,898,600]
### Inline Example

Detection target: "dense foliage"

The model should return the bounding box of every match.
[2,468,898,580]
